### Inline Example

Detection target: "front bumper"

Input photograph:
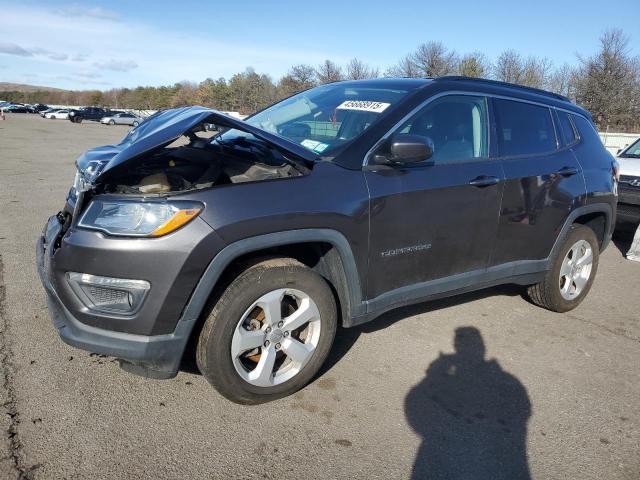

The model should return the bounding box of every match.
[617,185,640,223]
[36,214,223,378]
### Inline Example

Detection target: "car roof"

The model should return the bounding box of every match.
[328,77,432,91]
[332,76,589,118]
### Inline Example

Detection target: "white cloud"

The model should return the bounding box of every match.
[0,42,32,57]
[0,42,68,61]
[75,71,103,79]
[54,4,120,21]
[71,53,89,62]
[93,59,138,72]
[0,4,351,89]
[30,48,68,61]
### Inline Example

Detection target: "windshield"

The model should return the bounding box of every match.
[217,84,409,157]
[621,138,640,158]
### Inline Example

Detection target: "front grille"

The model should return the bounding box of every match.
[617,203,640,219]
[620,175,640,189]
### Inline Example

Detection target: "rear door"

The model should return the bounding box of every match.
[365,94,504,300]
[491,98,585,265]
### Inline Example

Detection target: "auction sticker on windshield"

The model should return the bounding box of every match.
[301,139,330,153]
[336,100,390,113]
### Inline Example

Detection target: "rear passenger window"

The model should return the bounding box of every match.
[557,111,577,146]
[493,99,557,157]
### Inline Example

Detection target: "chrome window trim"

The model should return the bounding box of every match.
[363,90,590,167]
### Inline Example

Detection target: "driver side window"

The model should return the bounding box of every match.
[398,95,489,164]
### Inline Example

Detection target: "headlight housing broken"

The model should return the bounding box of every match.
[78,199,203,237]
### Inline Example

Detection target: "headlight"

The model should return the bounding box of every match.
[78,199,202,237]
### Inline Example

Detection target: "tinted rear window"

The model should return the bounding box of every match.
[493,99,557,157]
[557,111,577,146]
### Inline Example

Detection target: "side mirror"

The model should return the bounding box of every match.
[617,148,622,155]
[377,134,434,165]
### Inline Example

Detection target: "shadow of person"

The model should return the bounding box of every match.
[405,327,531,480]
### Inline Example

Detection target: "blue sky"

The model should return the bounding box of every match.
[0,0,638,90]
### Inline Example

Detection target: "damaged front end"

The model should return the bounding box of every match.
[65,106,315,231]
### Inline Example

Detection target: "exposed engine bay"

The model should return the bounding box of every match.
[99,128,309,195]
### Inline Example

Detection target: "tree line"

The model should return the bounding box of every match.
[2,28,638,132]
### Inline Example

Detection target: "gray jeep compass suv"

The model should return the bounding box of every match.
[37,77,618,403]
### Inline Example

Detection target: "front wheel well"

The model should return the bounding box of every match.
[181,241,352,372]
[573,211,608,249]
[218,242,350,325]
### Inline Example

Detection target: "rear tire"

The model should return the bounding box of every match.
[196,257,337,404]
[527,224,599,312]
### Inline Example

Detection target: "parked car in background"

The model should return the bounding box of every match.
[100,112,142,126]
[6,104,36,113]
[68,107,108,123]
[45,109,70,120]
[616,137,640,227]
[31,103,49,112]
[37,77,617,404]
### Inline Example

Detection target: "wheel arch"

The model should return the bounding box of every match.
[182,229,364,334]
[551,204,613,259]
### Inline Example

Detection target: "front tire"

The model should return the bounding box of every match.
[527,224,599,312]
[196,258,337,404]
[109,119,115,125]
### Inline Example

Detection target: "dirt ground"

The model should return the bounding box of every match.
[0,113,638,479]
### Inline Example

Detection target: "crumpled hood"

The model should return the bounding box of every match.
[76,106,318,183]
[617,156,640,178]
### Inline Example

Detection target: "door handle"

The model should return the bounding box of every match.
[469,175,500,187]
[556,166,578,176]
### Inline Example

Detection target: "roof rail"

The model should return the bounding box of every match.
[435,76,571,103]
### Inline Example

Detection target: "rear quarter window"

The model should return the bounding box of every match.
[557,111,577,146]
[571,115,603,149]
[493,99,557,157]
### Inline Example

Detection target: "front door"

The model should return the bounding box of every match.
[365,94,504,301]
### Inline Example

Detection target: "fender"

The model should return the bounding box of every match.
[178,228,365,333]
[549,203,614,258]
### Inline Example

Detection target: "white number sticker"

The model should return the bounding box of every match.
[336,100,390,113]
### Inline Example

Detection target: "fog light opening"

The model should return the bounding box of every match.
[66,272,150,316]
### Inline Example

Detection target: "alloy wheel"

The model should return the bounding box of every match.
[231,288,321,387]
[559,239,593,300]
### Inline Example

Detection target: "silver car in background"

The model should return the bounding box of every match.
[100,112,142,126]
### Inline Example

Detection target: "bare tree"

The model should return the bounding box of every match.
[345,58,380,80]
[457,52,491,78]
[170,81,198,107]
[277,64,317,97]
[411,41,458,77]
[316,60,343,84]
[493,50,523,83]
[547,63,578,99]
[386,54,420,78]
[575,28,640,130]
[520,56,553,89]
